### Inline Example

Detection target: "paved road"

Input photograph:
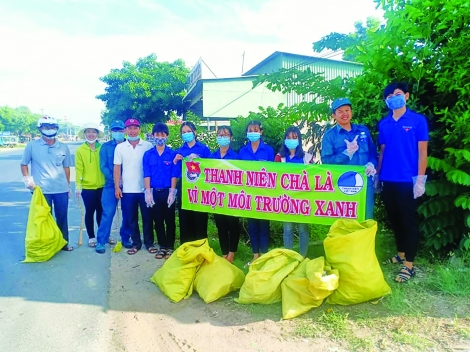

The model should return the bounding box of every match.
[0,143,113,351]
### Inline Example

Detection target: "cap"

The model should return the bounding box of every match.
[78,123,105,139]
[331,98,352,113]
[110,120,125,130]
[125,118,140,127]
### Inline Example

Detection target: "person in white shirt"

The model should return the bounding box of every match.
[114,118,154,255]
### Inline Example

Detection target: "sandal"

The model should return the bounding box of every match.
[383,254,405,265]
[395,265,415,283]
[127,247,139,255]
[155,248,167,259]
[164,249,174,259]
[147,246,158,254]
[108,237,116,245]
[62,246,74,251]
[88,238,97,248]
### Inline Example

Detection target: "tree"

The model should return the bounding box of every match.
[97,54,190,126]
[0,106,38,136]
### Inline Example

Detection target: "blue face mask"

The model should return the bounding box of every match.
[247,132,261,142]
[112,132,124,142]
[385,95,406,110]
[127,135,140,142]
[284,139,299,150]
[155,137,167,146]
[182,132,195,143]
[217,136,230,147]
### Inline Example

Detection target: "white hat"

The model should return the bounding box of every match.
[78,123,104,139]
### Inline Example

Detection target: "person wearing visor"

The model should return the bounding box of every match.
[321,98,378,220]
[95,120,125,253]
[75,123,105,248]
[20,115,73,251]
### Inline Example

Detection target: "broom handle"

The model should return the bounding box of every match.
[77,196,84,246]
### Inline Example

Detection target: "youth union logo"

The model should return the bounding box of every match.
[185,161,201,183]
[337,171,364,195]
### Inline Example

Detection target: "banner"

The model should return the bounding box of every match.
[182,159,368,225]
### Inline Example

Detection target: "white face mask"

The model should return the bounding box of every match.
[86,138,97,144]
[41,129,58,138]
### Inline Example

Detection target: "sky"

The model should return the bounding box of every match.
[0,0,383,126]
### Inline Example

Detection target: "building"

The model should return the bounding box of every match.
[183,51,363,128]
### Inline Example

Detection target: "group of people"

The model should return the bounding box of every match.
[20,81,428,283]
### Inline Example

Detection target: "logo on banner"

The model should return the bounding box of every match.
[337,171,364,195]
[185,161,202,183]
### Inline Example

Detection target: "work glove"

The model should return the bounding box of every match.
[342,135,359,160]
[23,176,36,191]
[145,188,155,208]
[373,175,382,193]
[365,162,376,177]
[413,175,427,199]
[188,153,199,161]
[167,188,177,208]
[68,187,72,199]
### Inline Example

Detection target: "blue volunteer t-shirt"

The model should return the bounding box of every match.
[175,140,211,178]
[143,146,179,189]
[378,108,429,182]
[238,140,275,162]
[209,148,239,160]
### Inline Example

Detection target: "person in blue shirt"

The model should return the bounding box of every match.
[238,120,275,265]
[274,126,313,257]
[209,126,240,263]
[321,98,378,220]
[143,122,178,259]
[377,82,429,283]
[173,121,211,244]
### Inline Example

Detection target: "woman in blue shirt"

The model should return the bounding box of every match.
[173,121,211,244]
[209,126,240,263]
[238,120,275,265]
[274,126,313,257]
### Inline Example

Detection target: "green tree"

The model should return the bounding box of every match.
[97,54,190,126]
[0,106,38,136]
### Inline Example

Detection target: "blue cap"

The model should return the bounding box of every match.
[110,120,125,130]
[331,98,352,113]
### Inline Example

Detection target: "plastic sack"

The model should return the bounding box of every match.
[324,219,391,305]
[194,255,245,303]
[150,239,214,303]
[23,187,67,263]
[281,257,339,319]
[236,248,304,305]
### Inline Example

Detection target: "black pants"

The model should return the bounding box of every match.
[121,192,153,250]
[81,188,103,239]
[213,214,240,255]
[151,188,176,250]
[381,181,420,262]
[178,209,208,244]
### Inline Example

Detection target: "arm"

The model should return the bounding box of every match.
[417,141,428,175]
[367,131,378,167]
[21,164,30,177]
[114,164,122,199]
[376,144,385,175]
[144,177,151,190]
[99,144,113,182]
[75,150,83,191]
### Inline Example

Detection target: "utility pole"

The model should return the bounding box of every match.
[241,51,245,75]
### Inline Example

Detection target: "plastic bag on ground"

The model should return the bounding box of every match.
[236,248,304,305]
[150,239,214,302]
[324,219,391,305]
[281,257,339,319]
[23,187,67,263]
[194,255,245,303]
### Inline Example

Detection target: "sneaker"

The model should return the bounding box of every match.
[96,243,106,254]
[122,241,133,249]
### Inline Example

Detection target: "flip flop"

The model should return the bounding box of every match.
[62,246,74,251]
[155,248,167,259]
[127,247,139,255]
[147,246,158,254]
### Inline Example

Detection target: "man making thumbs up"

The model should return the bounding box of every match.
[321,98,378,219]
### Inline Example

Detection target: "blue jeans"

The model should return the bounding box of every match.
[283,222,309,257]
[247,219,269,254]
[96,186,119,246]
[366,179,375,220]
[43,192,69,244]
[121,192,153,250]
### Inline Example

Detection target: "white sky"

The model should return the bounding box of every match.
[0,0,383,125]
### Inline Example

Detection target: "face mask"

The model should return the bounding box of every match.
[127,135,140,142]
[182,132,195,143]
[86,138,97,144]
[155,137,167,146]
[385,95,406,110]
[216,136,230,147]
[284,139,299,150]
[41,129,58,138]
[247,132,261,142]
[112,132,125,142]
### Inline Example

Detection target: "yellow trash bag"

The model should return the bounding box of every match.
[281,257,339,320]
[324,219,391,305]
[194,255,245,303]
[236,248,304,305]
[150,239,215,303]
[23,187,67,263]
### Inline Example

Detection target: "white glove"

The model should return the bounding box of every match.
[23,176,36,190]
[167,188,177,208]
[342,135,359,160]
[188,153,199,161]
[145,188,155,207]
[374,175,382,193]
[365,162,376,177]
[413,175,427,199]
[68,187,72,199]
